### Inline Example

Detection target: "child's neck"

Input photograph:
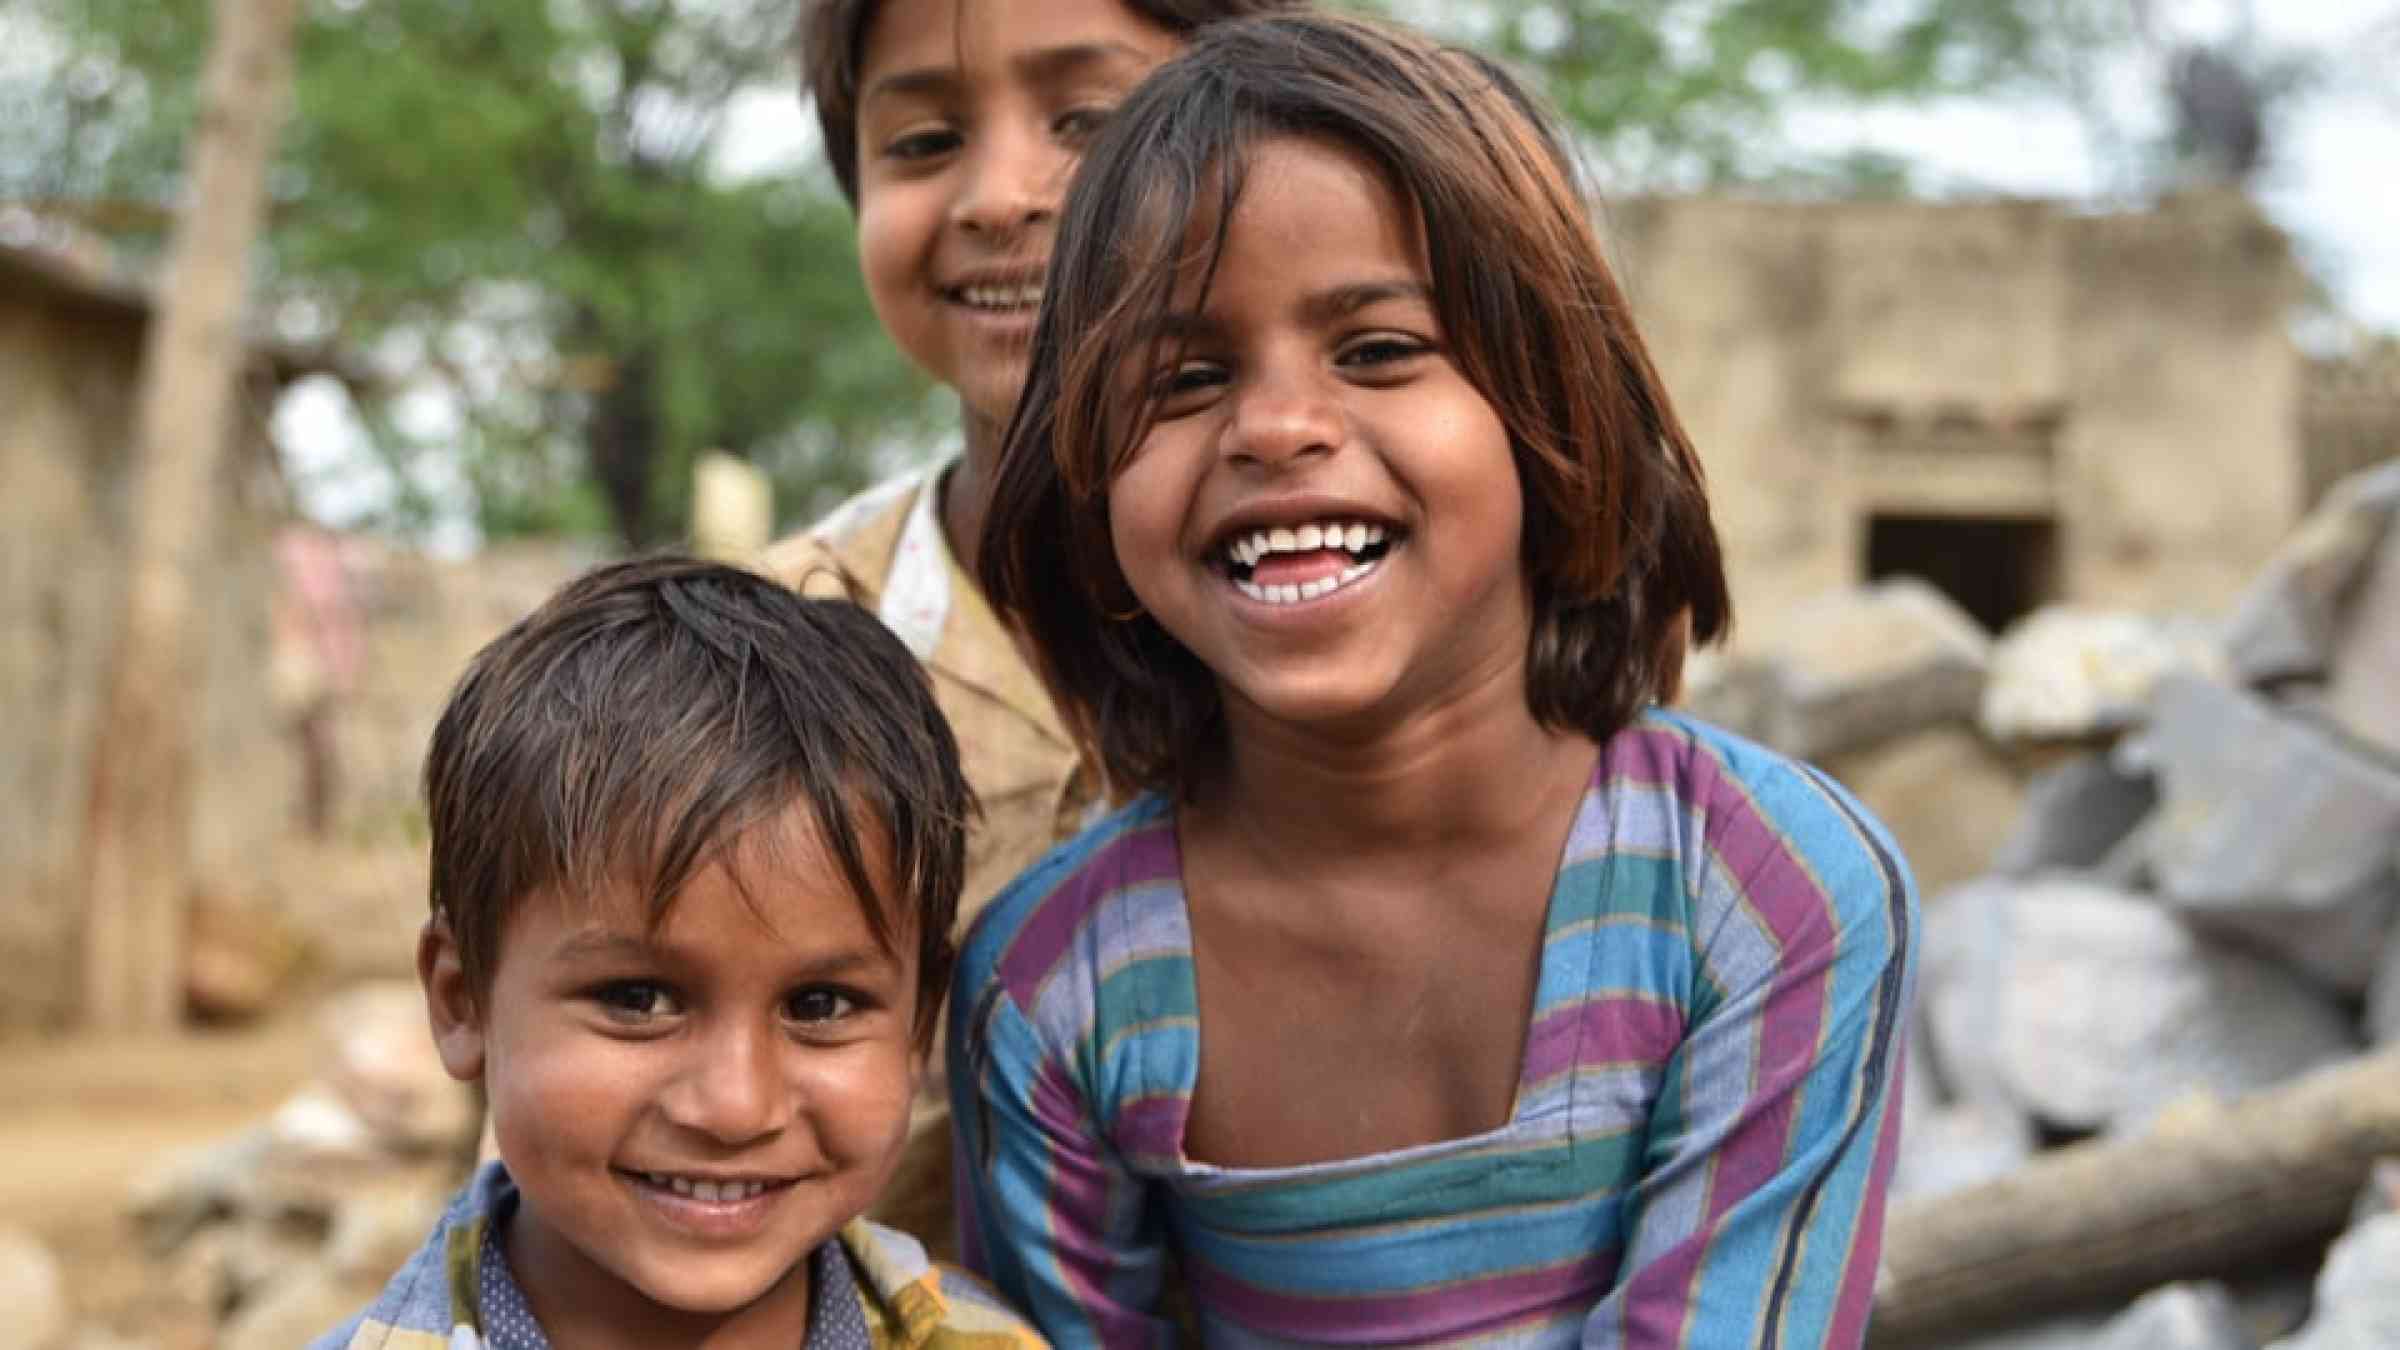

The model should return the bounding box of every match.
[940,410,1005,574]
[1201,672,1598,864]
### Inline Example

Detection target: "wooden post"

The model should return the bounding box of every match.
[1869,1050,2400,1347]
[78,0,303,1031]
[690,450,774,561]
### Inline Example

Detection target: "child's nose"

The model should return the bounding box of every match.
[952,127,1063,237]
[1224,371,1342,469]
[663,1021,793,1144]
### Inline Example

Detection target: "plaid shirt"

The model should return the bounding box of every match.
[311,1162,1044,1350]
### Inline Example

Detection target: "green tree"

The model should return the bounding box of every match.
[1383,0,2068,190]
[8,0,929,546]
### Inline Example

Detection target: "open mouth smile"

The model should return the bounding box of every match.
[1216,517,1400,606]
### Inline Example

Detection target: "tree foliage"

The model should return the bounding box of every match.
[1381,0,2064,189]
[8,0,932,546]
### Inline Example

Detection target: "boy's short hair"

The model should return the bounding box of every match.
[979,12,1732,793]
[423,556,972,1045]
[796,0,1308,205]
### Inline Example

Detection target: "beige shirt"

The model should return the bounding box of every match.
[759,465,1098,1260]
[759,466,1099,924]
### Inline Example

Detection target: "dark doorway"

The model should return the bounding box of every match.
[1866,514,2058,634]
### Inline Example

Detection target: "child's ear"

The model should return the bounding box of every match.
[418,915,487,1082]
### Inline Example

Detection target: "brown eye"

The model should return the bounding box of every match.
[785,988,858,1025]
[884,127,960,162]
[591,981,674,1022]
[1054,106,1111,142]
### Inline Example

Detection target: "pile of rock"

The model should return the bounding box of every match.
[120,982,475,1350]
[1696,461,2400,1349]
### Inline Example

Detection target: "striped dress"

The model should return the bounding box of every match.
[949,710,1918,1348]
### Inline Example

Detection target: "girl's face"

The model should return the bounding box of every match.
[851,0,1182,435]
[1106,135,1532,738]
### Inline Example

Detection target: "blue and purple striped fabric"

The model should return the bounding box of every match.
[950,710,1917,1348]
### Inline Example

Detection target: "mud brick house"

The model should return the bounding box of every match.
[1610,188,2312,635]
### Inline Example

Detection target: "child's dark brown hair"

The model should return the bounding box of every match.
[796,0,1307,206]
[422,556,973,1048]
[979,11,1731,794]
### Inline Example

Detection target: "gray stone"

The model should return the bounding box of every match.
[218,1261,387,1350]
[1937,878,2357,1131]
[1675,649,1778,747]
[2094,1282,2256,1350]
[1744,578,1993,761]
[126,1126,272,1255]
[2190,875,2400,996]
[2222,459,2400,684]
[1919,880,2022,1114]
[0,1225,68,1350]
[318,980,477,1155]
[2129,675,2400,991]
[2351,1158,2400,1225]
[1822,726,2025,899]
[2371,921,2400,1047]
[1891,1101,2037,1201]
[1981,607,2221,743]
[1990,752,2158,879]
[2266,1212,2400,1350]
[2136,675,2400,907]
[2325,522,2400,758]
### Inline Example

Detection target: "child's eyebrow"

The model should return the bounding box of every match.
[1298,280,1433,326]
[546,928,898,979]
[861,41,1156,107]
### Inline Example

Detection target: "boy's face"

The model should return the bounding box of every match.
[421,803,921,1340]
[852,0,1181,435]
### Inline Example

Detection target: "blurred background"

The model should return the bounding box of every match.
[2,1,2396,1346]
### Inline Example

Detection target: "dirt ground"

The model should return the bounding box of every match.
[0,999,329,1344]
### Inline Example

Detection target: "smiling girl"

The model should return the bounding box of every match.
[954,13,1918,1347]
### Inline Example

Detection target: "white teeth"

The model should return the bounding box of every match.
[1224,519,1390,569]
[648,1174,768,1201]
[1232,555,1383,606]
[959,284,1041,310]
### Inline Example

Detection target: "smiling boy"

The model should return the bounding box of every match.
[768,0,1300,934]
[313,557,1036,1350]
[759,0,1301,1257]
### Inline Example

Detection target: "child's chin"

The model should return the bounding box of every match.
[630,1250,813,1319]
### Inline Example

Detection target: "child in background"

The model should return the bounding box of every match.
[957,13,1918,1347]
[759,0,1301,1256]
[313,558,1037,1350]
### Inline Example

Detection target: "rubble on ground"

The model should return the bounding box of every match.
[0,1225,68,1350]
[112,979,472,1349]
[1687,458,2400,1348]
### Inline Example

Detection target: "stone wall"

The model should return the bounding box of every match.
[1608,189,2306,639]
[0,259,291,1027]
[2305,339,2400,508]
